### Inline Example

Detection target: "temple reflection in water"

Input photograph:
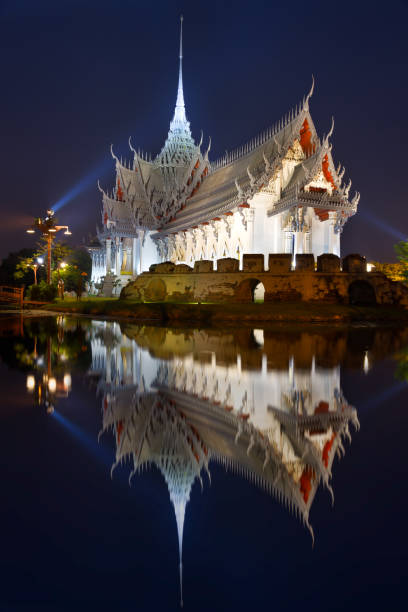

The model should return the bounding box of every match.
[87,321,359,605]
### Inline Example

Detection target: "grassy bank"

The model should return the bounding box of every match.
[33,297,408,325]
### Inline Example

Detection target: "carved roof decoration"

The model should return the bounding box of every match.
[98,23,359,238]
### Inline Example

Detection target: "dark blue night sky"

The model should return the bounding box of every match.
[0,0,407,261]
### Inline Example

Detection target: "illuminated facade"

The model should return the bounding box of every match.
[90,18,359,292]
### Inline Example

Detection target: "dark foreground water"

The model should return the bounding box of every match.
[0,315,407,611]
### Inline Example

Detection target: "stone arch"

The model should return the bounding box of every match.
[253,282,265,302]
[235,278,265,303]
[145,278,167,302]
[348,280,376,306]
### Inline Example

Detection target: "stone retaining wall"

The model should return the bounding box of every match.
[121,254,408,307]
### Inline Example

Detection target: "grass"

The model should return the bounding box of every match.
[31,297,408,326]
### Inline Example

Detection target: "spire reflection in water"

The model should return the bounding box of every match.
[90,321,359,606]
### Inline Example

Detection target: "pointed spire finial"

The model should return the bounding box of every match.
[180,15,183,59]
[175,15,185,112]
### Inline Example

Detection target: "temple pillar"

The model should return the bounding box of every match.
[132,238,137,275]
[115,238,122,276]
[284,231,293,254]
[294,231,303,255]
[105,238,112,275]
[328,212,339,255]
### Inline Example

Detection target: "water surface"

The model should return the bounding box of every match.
[1,316,407,611]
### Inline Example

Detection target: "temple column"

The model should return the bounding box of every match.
[132,238,137,275]
[328,211,339,255]
[284,231,293,254]
[304,231,311,254]
[115,238,122,276]
[105,238,112,275]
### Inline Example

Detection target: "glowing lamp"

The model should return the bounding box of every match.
[363,351,370,374]
[37,257,44,264]
[63,373,72,390]
[48,377,57,393]
[26,375,35,392]
[60,262,67,269]
[48,228,57,233]
[26,229,35,234]
[64,230,72,236]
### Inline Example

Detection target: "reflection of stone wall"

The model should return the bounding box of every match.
[121,253,408,307]
[119,324,408,371]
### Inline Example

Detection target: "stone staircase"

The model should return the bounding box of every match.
[98,274,134,297]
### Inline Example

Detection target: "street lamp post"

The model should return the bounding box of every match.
[30,257,44,285]
[33,262,38,285]
[26,210,71,284]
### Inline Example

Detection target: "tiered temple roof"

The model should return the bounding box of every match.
[97,19,359,242]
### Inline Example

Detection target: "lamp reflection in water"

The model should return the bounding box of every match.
[88,321,360,607]
[25,334,72,414]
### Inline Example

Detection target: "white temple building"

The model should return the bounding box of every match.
[89,18,359,292]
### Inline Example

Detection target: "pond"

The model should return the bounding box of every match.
[0,315,407,610]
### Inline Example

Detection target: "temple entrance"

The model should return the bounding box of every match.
[235,279,265,303]
[253,282,265,303]
[348,280,376,305]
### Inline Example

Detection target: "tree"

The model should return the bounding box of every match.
[0,248,36,286]
[371,261,406,283]
[51,246,91,293]
[394,240,408,283]
[35,235,72,271]
[0,241,91,293]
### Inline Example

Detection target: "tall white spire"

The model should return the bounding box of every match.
[155,15,196,166]
[175,15,185,113]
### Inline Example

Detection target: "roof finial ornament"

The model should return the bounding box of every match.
[327,116,335,140]
[180,14,183,58]
[235,177,244,199]
[303,75,315,112]
[263,150,271,173]
[204,136,211,160]
[128,136,137,156]
[110,143,119,164]
[175,15,185,112]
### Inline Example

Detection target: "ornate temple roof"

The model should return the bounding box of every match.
[155,16,196,168]
[98,21,359,237]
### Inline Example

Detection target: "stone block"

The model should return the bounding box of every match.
[155,261,176,273]
[317,254,341,273]
[217,258,239,273]
[268,254,292,273]
[295,254,315,271]
[194,260,214,273]
[149,264,157,273]
[175,264,193,274]
[242,254,264,273]
[342,254,366,273]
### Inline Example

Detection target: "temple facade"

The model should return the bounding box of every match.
[89,18,359,293]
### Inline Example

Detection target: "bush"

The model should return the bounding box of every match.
[26,281,57,302]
